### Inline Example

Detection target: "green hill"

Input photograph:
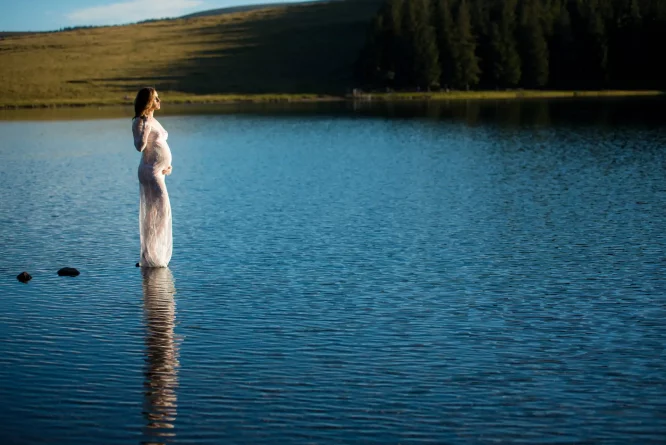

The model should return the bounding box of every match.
[0,0,383,107]
[180,1,323,19]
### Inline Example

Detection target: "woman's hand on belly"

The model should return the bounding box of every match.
[162,165,172,175]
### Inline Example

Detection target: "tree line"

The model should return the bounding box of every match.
[356,0,666,90]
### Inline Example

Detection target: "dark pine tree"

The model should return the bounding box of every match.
[452,0,481,88]
[518,0,549,87]
[403,0,441,89]
[548,0,575,88]
[470,0,494,87]
[433,0,456,88]
[400,0,419,86]
[356,14,385,86]
[385,0,406,87]
[609,0,643,88]
[587,11,609,88]
[640,0,666,88]
[568,0,609,88]
[490,0,522,87]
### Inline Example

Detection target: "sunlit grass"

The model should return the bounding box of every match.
[0,0,382,107]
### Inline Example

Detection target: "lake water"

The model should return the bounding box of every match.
[1,99,665,444]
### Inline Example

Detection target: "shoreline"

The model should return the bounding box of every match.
[0,94,345,110]
[351,90,665,102]
[1,90,663,110]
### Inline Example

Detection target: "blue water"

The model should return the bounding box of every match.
[1,100,665,444]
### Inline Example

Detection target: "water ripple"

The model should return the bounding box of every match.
[1,104,666,444]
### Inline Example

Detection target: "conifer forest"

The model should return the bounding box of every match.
[356,0,666,90]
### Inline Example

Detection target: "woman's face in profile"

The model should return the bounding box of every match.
[154,94,161,111]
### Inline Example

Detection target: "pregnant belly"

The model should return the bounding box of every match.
[138,162,165,184]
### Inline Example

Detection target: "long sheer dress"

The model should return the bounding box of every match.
[133,116,173,268]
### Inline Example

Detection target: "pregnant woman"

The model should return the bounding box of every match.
[132,87,173,268]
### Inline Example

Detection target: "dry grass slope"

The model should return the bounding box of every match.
[0,0,383,107]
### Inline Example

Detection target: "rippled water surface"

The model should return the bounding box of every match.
[1,100,665,444]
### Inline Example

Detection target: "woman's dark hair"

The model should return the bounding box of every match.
[133,87,157,119]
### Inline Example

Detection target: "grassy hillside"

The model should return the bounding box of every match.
[0,0,383,107]
[181,1,323,18]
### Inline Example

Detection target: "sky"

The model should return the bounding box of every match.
[0,0,317,32]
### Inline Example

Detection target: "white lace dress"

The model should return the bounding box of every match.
[133,116,173,267]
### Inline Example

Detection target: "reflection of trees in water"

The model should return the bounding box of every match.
[464,101,481,126]
[142,267,179,444]
[344,97,666,127]
[349,100,555,126]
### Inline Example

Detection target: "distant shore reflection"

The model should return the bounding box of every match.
[141,267,179,444]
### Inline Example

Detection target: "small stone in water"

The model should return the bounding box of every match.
[57,267,80,277]
[17,272,32,283]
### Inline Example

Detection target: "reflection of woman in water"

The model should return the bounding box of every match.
[142,267,179,441]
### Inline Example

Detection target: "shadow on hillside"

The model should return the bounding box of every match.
[142,0,383,95]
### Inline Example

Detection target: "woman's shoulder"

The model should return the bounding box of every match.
[133,115,151,128]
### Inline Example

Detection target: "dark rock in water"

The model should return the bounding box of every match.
[57,267,80,277]
[136,262,140,267]
[17,271,32,283]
